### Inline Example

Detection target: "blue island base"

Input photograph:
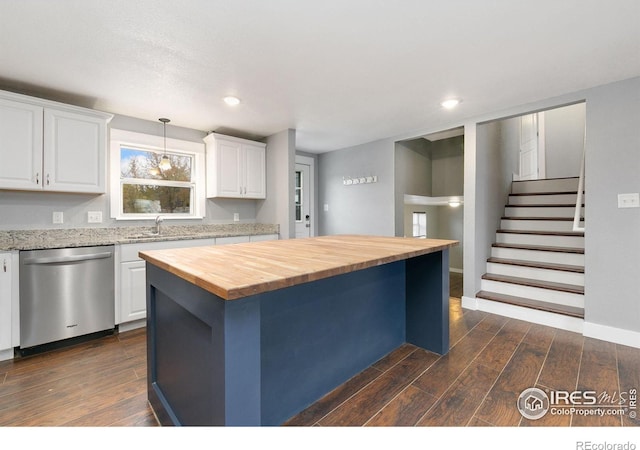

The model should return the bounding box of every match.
[146,249,449,426]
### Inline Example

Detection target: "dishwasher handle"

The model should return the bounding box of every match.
[22,251,113,265]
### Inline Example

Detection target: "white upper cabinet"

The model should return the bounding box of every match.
[0,90,113,194]
[0,98,43,190]
[204,133,266,199]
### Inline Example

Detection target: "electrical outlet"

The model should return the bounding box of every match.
[88,211,103,223]
[52,211,63,224]
[233,213,240,222]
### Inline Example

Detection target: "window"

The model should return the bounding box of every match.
[110,129,205,220]
[295,170,303,222]
[412,212,427,238]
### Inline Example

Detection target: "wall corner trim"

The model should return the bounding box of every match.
[461,296,478,310]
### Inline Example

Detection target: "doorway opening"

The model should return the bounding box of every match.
[394,126,464,298]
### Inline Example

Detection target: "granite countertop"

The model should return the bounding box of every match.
[0,223,279,251]
[140,235,459,300]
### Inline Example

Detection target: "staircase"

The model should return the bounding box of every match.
[477,177,585,322]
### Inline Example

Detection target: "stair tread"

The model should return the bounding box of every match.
[506,204,585,207]
[509,191,580,196]
[497,229,584,236]
[512,176,579,182]
[482,273,584,294]
[487,257,584,273]
[476,290,584,318]
[501,216,584,221]
[492,243,584,254]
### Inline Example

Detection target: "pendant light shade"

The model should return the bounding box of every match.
[158,118,171,171]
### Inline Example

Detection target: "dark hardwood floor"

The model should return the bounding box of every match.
[1,272,638,427]
[0,327,156,426]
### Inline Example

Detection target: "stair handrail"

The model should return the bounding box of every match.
[573,129,586,232]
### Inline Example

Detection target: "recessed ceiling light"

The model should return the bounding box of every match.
[441,98,461,109]
[223,96,241,106]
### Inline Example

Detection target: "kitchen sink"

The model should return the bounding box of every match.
[126,232,161,240]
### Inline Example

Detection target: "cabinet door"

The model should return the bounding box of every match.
[0,99,43,190]
[0,253,11,352]
[120,261,148,323]
[243,143,266,199]
[215,139,243,197]
[43,108,106,193]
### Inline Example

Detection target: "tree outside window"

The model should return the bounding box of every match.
[120,147,194,215]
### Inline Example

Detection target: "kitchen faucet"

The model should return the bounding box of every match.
[155,215,163,235]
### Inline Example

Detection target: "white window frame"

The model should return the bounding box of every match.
[412,211,427,238]
[109,129,206,220]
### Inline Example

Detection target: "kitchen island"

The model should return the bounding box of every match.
[139,235,457,426]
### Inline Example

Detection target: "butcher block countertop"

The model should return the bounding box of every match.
[139,235,458,301]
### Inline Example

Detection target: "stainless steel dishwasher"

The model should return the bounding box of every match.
[19,245,115,350]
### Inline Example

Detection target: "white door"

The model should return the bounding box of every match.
[519,113,539,180]
[295,163,311,238]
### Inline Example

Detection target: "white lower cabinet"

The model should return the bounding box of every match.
[116,235,278,328]
[119,260,148,325]
[0,252,16,361]
[117,238,216,327]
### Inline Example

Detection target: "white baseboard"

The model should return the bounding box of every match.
[462,296,478,310]
[461,296,640,347]
[463,296,583,334]
[449,268,463,274]
[583,322,640,349]
[0,348,14,361]
[117,319,146,333]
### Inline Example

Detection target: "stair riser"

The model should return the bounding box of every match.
[480,279,584,308]
[504,206,583,218]
[497,233,584,248]
[491,247,585,266]
[500,219,583,232]
[511,178,580,194]
[509,194,581,205]
[486,263,585,286]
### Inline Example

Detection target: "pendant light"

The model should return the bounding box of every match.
[158,118,171,171]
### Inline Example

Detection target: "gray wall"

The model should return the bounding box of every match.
[256,129,296,239]
[583,77,640,333]
[395,139,433,197]
[0,114,267,230]
[498,103,586,180]
[544,102,586,179]
[431,136,464,197]
[319,138,395,236]
[466,120,503,298]
[403,204,463,271]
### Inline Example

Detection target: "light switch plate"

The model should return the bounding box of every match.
[618,193,640,208]
[52,211,63,224]
[233,213,240,222]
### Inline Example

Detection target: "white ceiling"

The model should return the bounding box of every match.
[1,1,639,153]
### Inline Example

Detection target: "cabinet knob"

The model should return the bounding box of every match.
[36,172,40,185]
[46,174,50,185]
[3,260,6,273]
